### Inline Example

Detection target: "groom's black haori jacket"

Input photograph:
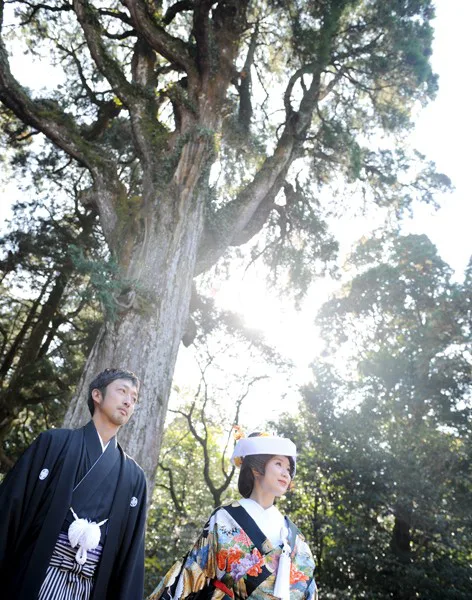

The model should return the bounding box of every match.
[0,420,147,600]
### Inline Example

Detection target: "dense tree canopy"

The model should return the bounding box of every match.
[0,194,103,468]
[277,234,472,598]
[0,0,449,485]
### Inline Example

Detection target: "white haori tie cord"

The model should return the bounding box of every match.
[68,507,108,565]
[273,526,291,600]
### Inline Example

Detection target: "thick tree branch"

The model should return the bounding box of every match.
[98,8,133,27]
[122,0,197,80]
[284,63,318,118]
[210,0,249,87]
[0,31,115,180]
[73,0,137,107]
[101,29,136,41]
[237,21,259,132]
[83,99,122,141]
[195,72,323,272]
[129,38,172,169]
[163,0,194,25]
[193,0,213,77]
[195,124,296,274]
[195,7,350,274]
[74,1,165,169]
[0,34,122,243]
[229,174,283,248]
[131,37,157,90]
[319,66,346,101]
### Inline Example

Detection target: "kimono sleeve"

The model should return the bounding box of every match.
[305,577,318,600]
[147,510,221,600]
[0,432,53,568]
[113,470,147,600]
[294,535,318,600]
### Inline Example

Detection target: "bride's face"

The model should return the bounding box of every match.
[254,455,292,498]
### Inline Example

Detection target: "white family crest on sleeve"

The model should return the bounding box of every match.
[130,496,138,507]
[39,468,49,480]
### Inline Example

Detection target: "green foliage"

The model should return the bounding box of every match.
[218,177,340,303]
[145,412,238,596]
[0,193,103,468]
[275,234,472,598]
[68,244,124,321]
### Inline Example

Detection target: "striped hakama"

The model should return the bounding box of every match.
[38,532,102,600]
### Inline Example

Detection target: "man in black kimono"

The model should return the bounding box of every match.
[0,367,147,600]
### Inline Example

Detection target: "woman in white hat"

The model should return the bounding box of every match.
[148,432,318,600]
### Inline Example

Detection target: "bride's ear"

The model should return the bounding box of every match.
[252,468,262,480]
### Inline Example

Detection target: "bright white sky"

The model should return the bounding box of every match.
[1,0,470,426]
[403,0,472,276]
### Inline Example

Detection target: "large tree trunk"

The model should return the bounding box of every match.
[65,185,205,487]
[390,503,412,563]
[0,0,335,491]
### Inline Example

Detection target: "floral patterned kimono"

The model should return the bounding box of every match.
[148,501,317,600]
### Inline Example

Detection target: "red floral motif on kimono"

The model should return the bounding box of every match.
[289,562,309,584]
[217,546,243,571]
[233,529,253,546]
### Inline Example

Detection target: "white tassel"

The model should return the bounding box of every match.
[274,526,291,600]
[75,545,88,565]
[68,508,107,565]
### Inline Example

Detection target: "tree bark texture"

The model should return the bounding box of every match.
[65,187,206,487]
